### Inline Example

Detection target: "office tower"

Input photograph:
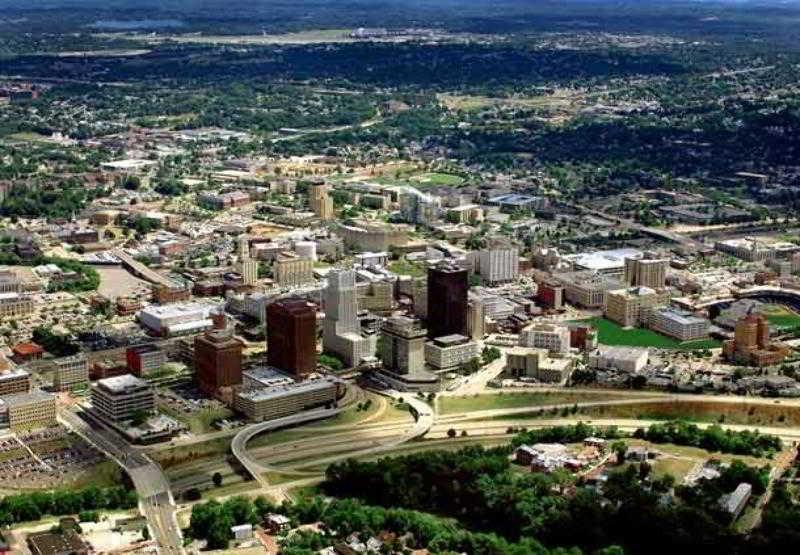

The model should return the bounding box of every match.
[723,312,790,367]
[309,180,334,220]
[426,264,468,339]
[274,252,313,287]
[478,247,519,285]
[194,329,243,395]
[239,235,258,286]
[322,270,376,366]
[624,257,667,289]
[466,298,485,341]
[604,286,669,327]
[267,299,317,378]
[380,316,427,376]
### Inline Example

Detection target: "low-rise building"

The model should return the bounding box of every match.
[137,302,219,337]
[126,345,167,377]
[0,390,57,431]
[505,347,574,383]
[719,483,752,520]
[424,334,479,370]
[52,354,89,392]
[645,307,710,341]
[0,367,30,395]
[0,291,34,317]
[91,374,155,422]
[588,346,649,374]
[519,322,571,354]
[715,237,800,262]
[556,271,624,308]
[234,377,342,421]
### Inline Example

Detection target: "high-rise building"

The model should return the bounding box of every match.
[426,264,468,339]
[624,257,667,289]
[194,329,243,395]
[309,180,334,220]
[399,187,440,226]
[238,235,259,286]
[267,299,317,378]
[536,281,564,310]
[380,316,427,376]
[478,247,519,285]
[604,286,669,327]
[466,298,486,341]
[723,312,791,366]
[274,252,314,287]
[322,270,377,366]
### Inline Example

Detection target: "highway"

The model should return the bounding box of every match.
[230,390,433,498]
[112,249,177,288]
[59,408,184,554]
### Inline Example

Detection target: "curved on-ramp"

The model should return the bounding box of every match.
[231,391,433,485]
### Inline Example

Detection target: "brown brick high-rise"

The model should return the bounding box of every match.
[267,299,317,378]
[426,264,468,339]
[194,330,243,395]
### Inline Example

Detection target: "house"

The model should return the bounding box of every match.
[515,445,538,466]
[625,446,657,462]
[584,437,607,451]
[264,513,291,534]
[719,482,752,520]
[231,523,253,541]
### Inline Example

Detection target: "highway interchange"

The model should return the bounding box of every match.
[56,359,800,554]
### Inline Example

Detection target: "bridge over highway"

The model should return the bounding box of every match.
[113,249,178,288]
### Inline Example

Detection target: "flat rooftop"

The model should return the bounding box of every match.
[95,373,151,394]
[237,376,339,403]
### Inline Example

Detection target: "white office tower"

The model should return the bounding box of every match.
[322,270,377,366]
[399,187,441,226]
[478,247,519,285]
[294,240,317,262]
[238,235,258,286]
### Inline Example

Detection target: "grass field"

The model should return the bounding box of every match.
[159,404,234,435]
[575,317,721,350]
[409,172,465,187]
[762,306,800,330]
[582,399,800,428]
[438,391,626,415]
[387,259,427,277]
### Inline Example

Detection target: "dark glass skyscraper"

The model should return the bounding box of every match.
[426,264,468,339]
[267,298,317,378]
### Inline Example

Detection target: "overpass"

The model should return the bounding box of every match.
[113,249,177,288]
[230,391,433,488]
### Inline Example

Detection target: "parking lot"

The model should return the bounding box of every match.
[0,426,108,489]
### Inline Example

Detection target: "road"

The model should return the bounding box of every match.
[59,408,184,554]
[442,352,507,396]
[561,201,706,251]
[230,390,433,499]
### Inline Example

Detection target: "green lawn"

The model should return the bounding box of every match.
[762,306,800,330]
[388,259,427,277]
[438,391,624,415]
[411,172,465,187]
[575,318,720,350]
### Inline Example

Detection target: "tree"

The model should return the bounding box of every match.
[212,472,224,488]
[446,428,457,439]
[611,440,627,464]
